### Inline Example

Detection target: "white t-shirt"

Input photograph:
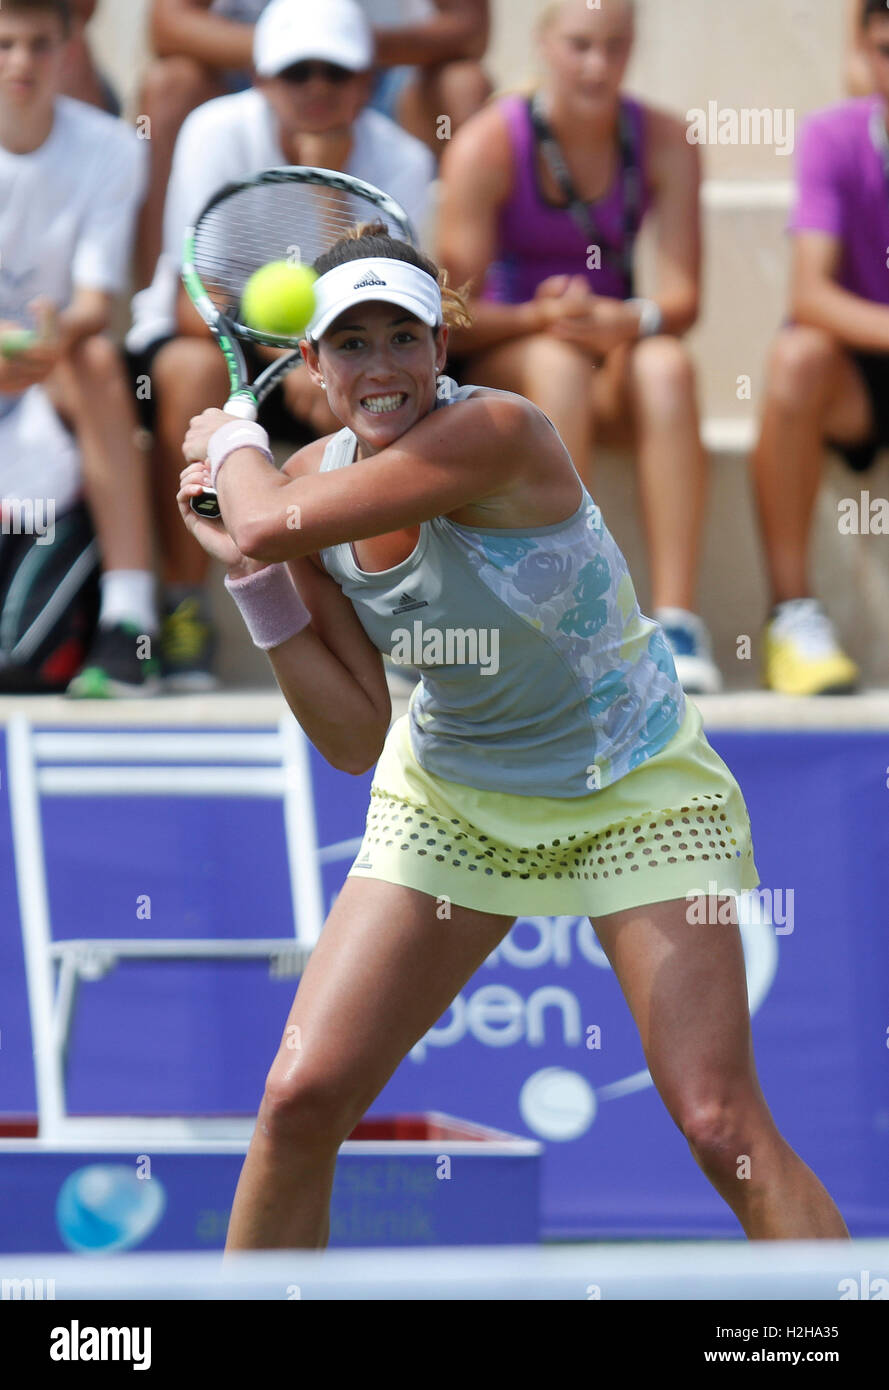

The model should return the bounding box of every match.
[0,96,145,322]
[0,387,82,515]
[0,95,145,433]
[126,88,436,353]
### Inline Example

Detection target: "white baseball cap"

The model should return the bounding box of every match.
[253,0,374,79]
[306,258,443,341]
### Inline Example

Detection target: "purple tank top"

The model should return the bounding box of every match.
[481,92,651,304]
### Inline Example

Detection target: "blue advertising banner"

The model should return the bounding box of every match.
[1,722,887,1240]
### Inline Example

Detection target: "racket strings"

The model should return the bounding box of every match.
[192,182,404,322]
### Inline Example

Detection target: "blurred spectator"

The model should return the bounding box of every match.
[750,0,889,695]
[136,0,271,289]
[0,0,159,697]
[136,0,488,288]
[846,0,875,96]
[437,0,721,695]
[58,0,120,114]
[126,0,436,690]
[362,0,491,153]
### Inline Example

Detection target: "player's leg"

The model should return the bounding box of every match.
[462,335,595,479]
[134,57,226,288]
[224,875,515,1253]
[752,324,871,603]
[590,894,849,1239]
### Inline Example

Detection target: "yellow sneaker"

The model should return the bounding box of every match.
[763,599,859,695]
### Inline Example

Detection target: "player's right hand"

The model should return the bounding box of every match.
[177,461,250,568]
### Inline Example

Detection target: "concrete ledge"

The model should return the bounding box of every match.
[2,688,888,730]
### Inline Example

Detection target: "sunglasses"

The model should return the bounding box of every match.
[278,60,355,85]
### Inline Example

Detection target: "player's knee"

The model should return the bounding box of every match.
[766,326,839,408]
[678,1095,761,1176]
[261,1069,352,1148]
[139,56,214,121]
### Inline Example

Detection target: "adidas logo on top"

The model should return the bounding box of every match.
[392,590,428,614]
[353,270,387,289]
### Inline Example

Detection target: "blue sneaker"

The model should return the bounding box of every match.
[654,607,723,694]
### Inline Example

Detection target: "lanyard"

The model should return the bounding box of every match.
[528,90,643,294]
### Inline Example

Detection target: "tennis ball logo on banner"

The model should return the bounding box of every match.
[56,1164,167,1253]
[408,900,778,1142]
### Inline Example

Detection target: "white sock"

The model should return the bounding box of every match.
[99,570,158,634]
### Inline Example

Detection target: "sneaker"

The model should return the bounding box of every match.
[66,620,161,698]
[763,598,859,695]
[160,596,218,692]
[654,607,723,694]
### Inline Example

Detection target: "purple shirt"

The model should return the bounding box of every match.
[481,93,652,304]
[788,96,889,305]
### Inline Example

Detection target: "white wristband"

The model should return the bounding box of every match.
[223,563,311,650]
[207,420,273,490]
[627,298,664,338]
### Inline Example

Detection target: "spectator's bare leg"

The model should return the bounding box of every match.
[48,336,154,574]
[151,336,230,586]
[464,334,594,478]
[135,57,225,288]
[751,326,871,603]
[397,60,492,150]
[626,337,708,613]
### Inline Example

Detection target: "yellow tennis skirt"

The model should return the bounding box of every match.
[347,698,760,918]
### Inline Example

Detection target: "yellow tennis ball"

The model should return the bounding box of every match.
[241,261,317,337]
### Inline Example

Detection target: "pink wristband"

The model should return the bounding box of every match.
[207,420,273,490]
[223,563,311,650]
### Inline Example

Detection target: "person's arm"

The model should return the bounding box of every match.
[790,230,889,351]
[179,439,391,775]
[185,391,546,562]
[151,0,256,71]
[641,107,701,336]
[846,0,874,96]
[437,104,551,354]
[263,551,392,774]
[372,0,489,68]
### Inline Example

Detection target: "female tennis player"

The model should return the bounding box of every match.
[177,224,849,1249]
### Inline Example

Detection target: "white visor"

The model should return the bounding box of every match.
[306,258,442,342]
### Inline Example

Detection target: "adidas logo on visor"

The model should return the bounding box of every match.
[353,270,387,289]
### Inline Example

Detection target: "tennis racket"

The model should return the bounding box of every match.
[182,166,417,518]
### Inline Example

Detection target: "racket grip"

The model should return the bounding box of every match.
[188,394,260,517]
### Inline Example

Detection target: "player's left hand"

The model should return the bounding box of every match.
[182,407,231,464]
